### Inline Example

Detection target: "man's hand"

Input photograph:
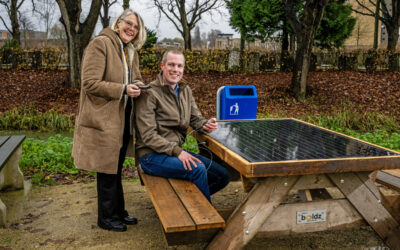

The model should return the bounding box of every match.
[178,151,202,170]
[202,118,218,133]
[126,83,142,98]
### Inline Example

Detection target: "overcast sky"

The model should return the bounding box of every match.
[0,0,239,40]
[118,0,239,39]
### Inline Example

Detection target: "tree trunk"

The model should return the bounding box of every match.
[179,2,191,50]
[285,0,328,99]
[280,20,289,71]
[56,0,102,88]
[373,0,381,49]
[183,27,192,50]
[291,37,311,98]
[240,34,245,70]
[11,0,21,45]
[387,27,399,70]
[66,35,84,88]
[101,0,110,28]
[289,34,295,51]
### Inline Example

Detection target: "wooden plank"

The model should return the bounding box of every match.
[356,172,381,199]
[379,187,400,223]
[164,228,219,246]
[251,156,400,177]
[168,178,225,230]
[325,187,345,199]
[298,190,308,202]
[0,136,25,170]
[0,136,9,147]
[383,169,400,178]
[139,173,196,232]
[305,190,312,201]
[206,176,300,250]
[292,174,335,190]
[376,170,400,192]
[328,172,400,250]
[257,199,365,238]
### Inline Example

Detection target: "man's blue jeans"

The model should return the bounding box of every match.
[139,151,231,202]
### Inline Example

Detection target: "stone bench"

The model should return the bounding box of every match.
[0,135,25,226]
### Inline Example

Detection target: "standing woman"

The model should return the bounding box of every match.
[72,9,147,232]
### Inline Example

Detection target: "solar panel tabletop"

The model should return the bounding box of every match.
[203,119,400,177]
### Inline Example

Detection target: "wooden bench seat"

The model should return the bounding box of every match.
[374,170,400,222]
[138,168,225,245]
[0,135,26,226]
[375,170,400,192]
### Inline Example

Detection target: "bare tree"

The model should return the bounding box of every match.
[192,26,202,48]
[153,0,223,50]
[100,0,117,28]
[354,0,400,69]
[0,0,26,45]
[56,0,102,88]
[354,18,370,48]
[207,29,221,48]
[284,0,329,98]
[201,31,207,44]
[19,11,36,31]
[19,10,36,47]
[31,0,57,41]
[49,22,66,40]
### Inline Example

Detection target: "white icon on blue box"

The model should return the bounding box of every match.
[230,103,239,115]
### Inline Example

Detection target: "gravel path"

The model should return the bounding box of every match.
[0,180,385,249]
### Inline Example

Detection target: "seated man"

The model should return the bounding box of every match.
[135,48,231,202]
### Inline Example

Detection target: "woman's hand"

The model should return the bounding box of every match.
[134,81,145,86]
[126,84,141,98]
[203,118,218,133]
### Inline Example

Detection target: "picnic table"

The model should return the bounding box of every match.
[193,118,400,249]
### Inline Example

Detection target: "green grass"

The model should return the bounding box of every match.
[342,130,400,152]
[182,134,199,153]
[260,110,400,152]
[304,110,399,134]
[260,109,399,134]
[0,105,75,131]
[19,134,134,185]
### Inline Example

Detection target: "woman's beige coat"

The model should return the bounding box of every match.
[72,27,142,174]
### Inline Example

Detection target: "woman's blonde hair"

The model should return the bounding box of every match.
[111,8,147,49]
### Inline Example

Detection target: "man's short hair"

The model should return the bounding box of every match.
[161,48,185,64]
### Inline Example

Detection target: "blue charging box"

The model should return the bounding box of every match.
[217,85,258,120]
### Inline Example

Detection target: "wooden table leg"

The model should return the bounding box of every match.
[206,176,299,250]
[240,175,256,193]
[328,172,400,250]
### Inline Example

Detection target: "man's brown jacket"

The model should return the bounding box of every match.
[135,74,208,158]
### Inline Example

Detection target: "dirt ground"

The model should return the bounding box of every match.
[0,180,387,250]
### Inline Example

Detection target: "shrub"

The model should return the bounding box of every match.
[1,39,21,68]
